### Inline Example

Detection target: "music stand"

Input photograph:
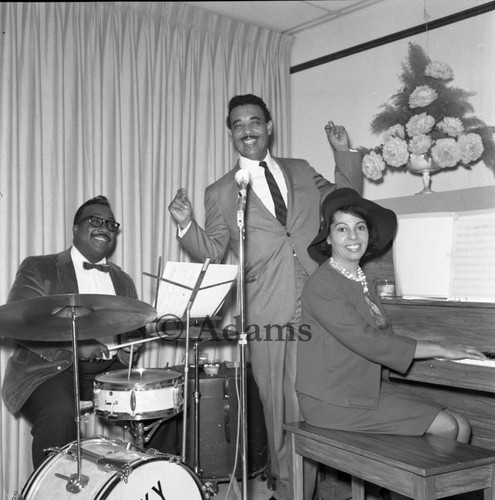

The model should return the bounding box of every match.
[144,259,238,474]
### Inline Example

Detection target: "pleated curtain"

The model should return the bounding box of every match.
[0,2,292,495]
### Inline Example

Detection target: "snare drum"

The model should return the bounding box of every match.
[94,368,183,421]
[19,437,206,499]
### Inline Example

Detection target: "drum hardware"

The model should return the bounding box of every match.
[79,400,94,416]
[191,337,205,476]
[17,437,209,499]
[47,304,85,493]
[66,442,134,480]
[0,294,156,495]
[122,415,175,452]
[54,472,90,492]
[124,420,158,451]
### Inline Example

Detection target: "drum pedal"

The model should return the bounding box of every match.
[203,481,219,496]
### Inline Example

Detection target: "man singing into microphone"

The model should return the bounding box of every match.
[168,94,362,500]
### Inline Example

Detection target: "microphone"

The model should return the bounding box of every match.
[235,169,251,213]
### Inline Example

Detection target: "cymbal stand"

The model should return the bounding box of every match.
[64,306,89,493]
[237,194,248,500]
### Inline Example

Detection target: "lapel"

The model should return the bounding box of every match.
[274,157,294,225]
[109,265,126,296]
[56,249,79,293]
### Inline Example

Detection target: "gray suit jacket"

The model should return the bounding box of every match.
[2,248,138,413]
[180,151,362,328]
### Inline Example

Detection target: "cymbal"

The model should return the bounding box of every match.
[0,294,157,341]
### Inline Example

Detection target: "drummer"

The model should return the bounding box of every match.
[1,195,145,469]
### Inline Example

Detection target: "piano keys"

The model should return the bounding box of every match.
[383,298,495,450]
[448,357,495,368]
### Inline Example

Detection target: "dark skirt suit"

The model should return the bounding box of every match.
[296,262,443,435]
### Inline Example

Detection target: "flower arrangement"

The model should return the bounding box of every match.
[362,42,495,181]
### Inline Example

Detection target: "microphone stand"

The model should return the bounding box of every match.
[237,191,248,500]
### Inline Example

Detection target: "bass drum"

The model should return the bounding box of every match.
[20,437,207,500]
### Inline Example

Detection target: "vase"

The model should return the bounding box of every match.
[406,154,441,194]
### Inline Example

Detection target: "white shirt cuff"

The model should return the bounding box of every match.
[177,221,192,238]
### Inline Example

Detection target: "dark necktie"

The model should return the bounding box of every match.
[83,261,110,273]
[260,161,287,227]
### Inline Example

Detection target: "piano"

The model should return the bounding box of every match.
[383,298,495,450]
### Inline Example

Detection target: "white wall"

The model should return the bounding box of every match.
[290,0,495,200]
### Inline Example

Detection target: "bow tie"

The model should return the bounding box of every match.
[83,261,110,273]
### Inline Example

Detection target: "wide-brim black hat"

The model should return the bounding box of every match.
[308,188,397,264]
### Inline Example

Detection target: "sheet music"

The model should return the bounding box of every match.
[393,209,495,302]
[450,210,495,301]
[393,212,455,299]
[155,261,238,319]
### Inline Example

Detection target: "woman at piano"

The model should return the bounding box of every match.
[296,188,487,444]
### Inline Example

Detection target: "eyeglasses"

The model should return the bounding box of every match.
[76,215,120,232]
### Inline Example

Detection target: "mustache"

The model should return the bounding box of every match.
[241,134,258,141]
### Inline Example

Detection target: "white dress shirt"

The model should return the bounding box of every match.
[238,151,288,216]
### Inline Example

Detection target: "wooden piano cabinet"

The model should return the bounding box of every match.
[383,298,495,451]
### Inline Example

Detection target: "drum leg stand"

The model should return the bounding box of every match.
[125,422,146,451]
[125,416,173,452]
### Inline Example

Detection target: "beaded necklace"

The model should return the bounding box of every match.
[329,258,389,329]
[329,257,368,293]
